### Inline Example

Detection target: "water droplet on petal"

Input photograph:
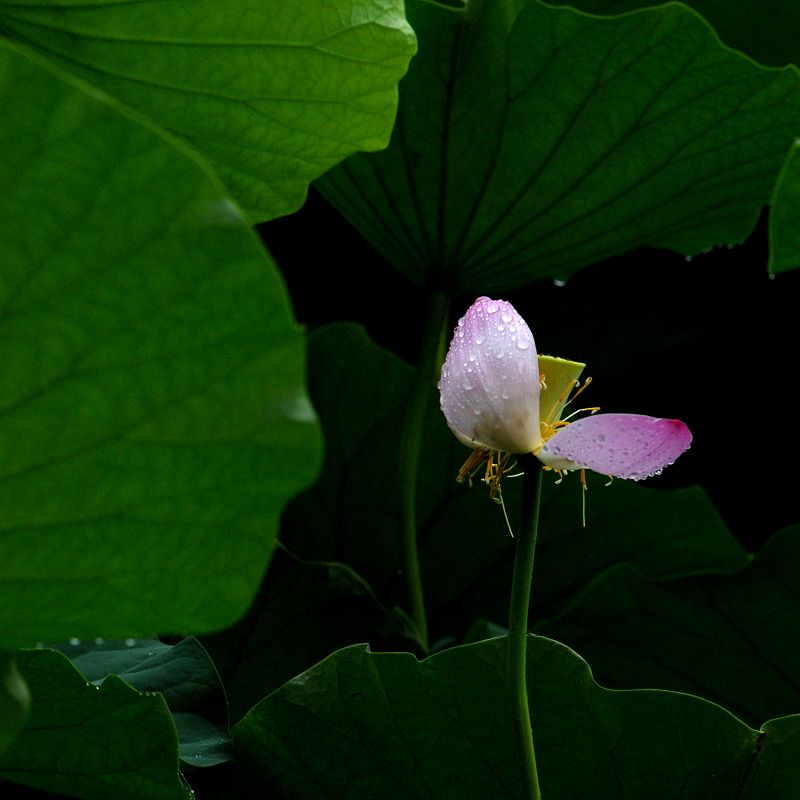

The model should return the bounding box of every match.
[501,312,512,323]
[496,323,505,332]
[487,302,498,314]
[475,335,484,345]
[516,340,529,350]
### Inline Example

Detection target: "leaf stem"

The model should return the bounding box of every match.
[508,454,543,799]
[397,291,450,654]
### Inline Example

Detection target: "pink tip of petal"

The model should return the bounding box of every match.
[540,413,692,480]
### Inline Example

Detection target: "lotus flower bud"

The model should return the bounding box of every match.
[438,296,542,454]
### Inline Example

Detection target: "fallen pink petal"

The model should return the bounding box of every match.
[538,413,693,481]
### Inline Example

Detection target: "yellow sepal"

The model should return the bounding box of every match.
[537,354,586,428]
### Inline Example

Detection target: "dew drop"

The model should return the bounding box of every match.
[516,340,530,350]
[487,302,498,314]
[473,408,482,416]
[501,312,512,323]
[553,278,567,287]
[468,353,476,362]
[94,637,104,645]
[495,351,504,359]
[125,639,136,647]
[69,637,81,646]
[457,330,464,338]
[496,323,505,332]
[475,335,484,345]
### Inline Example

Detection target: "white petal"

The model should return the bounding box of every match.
[438,297,541,453]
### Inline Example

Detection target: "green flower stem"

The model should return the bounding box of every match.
[508,453,544,800]
[397,291,450,654]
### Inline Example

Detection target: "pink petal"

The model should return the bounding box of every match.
[538,413,692,480]
[438,297,541,454]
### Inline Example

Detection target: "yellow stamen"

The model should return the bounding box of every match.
[457,448,492,486]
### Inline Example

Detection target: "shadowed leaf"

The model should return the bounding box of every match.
[536,525,800,727]
[318,0,800,292]
[56,637,230,767]
[0,649,189,799]
[232,636,800,798]
[201,547,422,723]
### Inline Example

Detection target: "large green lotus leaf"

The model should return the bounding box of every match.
[0,654,29,753]
[231,636,800,798]
[769,139,800,273]
[0,42,320,646]
[282,324,747,640]
[536,526,800,728]
[0,649,189,799]
[54,637,230,766]
[543,1,800,68]
[0,0,416,221]
[200,546,421,723]
[539,3,800,278]
[317,0,800,293]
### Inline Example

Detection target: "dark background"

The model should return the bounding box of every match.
[262,192,799,552]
